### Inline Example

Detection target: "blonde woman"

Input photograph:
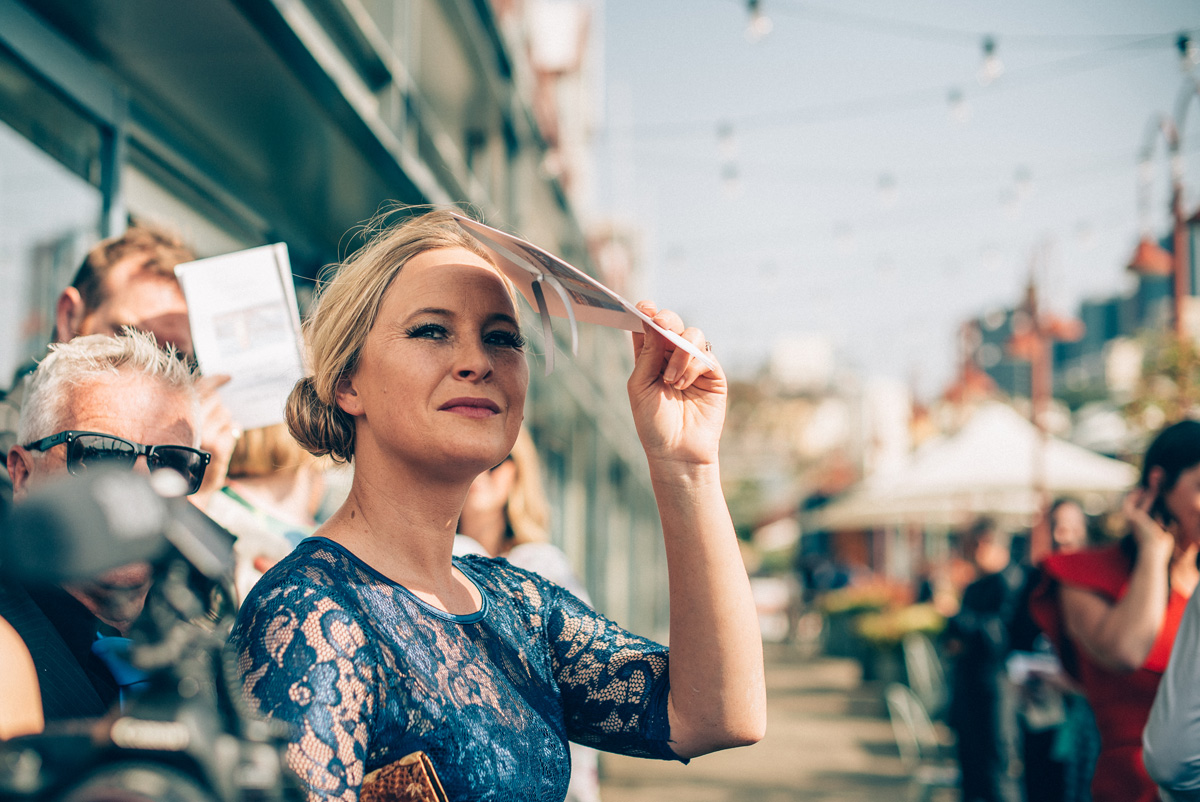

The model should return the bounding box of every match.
[228,209,765,802]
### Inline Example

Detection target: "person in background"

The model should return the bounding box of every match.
[1007,498,1099,802]
[1141,447,1200,800]
[205,422,330,601]
[943,517,1023,802]
[0,225,234,509]
[0,331,208,722]
[455,426,601,802]
[1031,420,1200,802]
[0,614,43,738]
[229,209,766,802]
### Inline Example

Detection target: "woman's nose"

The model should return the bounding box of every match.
[456,340,494,380]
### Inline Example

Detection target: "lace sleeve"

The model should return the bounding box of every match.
[230,582,379,802]
[539,579,683,762]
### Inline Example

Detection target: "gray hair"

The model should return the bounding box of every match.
[17,329,200,446]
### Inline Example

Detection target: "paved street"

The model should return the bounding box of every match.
[599,642,955,801]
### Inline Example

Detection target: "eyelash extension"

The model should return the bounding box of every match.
[406,323,525,351]
[405,323,447,339]
[490,330,527,350]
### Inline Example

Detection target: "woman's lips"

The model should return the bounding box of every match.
[440,397,500,418]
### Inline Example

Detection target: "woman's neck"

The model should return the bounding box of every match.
[318,443,480,612]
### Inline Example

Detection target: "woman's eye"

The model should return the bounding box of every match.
[485,330,526,350]
[406,323,448,340]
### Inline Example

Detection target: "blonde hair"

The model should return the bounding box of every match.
[228,422,321,477]
[286,208,499,462]
[504,428,550,546]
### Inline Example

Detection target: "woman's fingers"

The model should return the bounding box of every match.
[631,301,716,389]
[664,327,711,389]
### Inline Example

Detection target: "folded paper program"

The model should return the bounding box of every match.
[452,213,717,375]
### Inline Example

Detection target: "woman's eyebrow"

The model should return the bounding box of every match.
[409,307,452,318]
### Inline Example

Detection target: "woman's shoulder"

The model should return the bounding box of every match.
[1040,540,1131,598]
[236,537,365,618]
[455,552,565,605]
[505,543,590,603]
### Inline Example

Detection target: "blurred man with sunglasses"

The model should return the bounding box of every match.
[0,225,234,510]
[0,330,207,722]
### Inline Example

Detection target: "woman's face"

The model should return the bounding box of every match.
[339,247,529,478]
[1164,463,1200,544]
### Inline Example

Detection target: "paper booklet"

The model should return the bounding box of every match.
[451,213,717,375]
[175,243,305,431]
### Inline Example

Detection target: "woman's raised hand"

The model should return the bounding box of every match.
[1124,485,1176,563]
[627,302,726,467]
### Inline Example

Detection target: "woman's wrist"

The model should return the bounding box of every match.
[647,458,722,489]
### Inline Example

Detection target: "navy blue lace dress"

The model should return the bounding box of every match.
[228,537,681,802]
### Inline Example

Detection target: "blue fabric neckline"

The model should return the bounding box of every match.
[300,535,489,624]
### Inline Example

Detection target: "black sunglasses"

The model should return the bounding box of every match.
[23,430,211,495]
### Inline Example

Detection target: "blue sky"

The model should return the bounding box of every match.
[596,0,1200,397]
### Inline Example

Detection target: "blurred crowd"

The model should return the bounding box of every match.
[789,421,1200,802]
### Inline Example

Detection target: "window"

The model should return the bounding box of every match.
[0,119,101,384]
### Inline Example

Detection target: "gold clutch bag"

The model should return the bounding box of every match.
[360,751,448,802]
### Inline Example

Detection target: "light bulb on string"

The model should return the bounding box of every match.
[1014,166,1033,202]
[746,0,772,42]
[978,36,1004,87]
[1179,32,1199,73]
[716,121,740,197]
[947,88,970,124]
[877,173,897,208]
[717,121,737,160]
[721,163,741,198]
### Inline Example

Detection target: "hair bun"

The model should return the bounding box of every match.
[286,376,355,463]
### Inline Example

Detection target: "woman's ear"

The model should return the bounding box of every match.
[334,374,363,417]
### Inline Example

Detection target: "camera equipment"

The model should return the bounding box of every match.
[0,469,303,802]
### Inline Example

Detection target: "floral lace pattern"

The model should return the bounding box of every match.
[228,537,679,802]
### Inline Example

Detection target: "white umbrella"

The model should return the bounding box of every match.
[815,403,1136,529]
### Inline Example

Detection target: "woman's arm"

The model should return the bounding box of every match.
[0,615,42,739]
[1061,490,1174,673]
[626,303,766,759]
[230,590,375,802]
[1145,581,1200,798]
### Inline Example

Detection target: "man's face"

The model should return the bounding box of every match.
[75,256,193,357]
[10,371,195,633]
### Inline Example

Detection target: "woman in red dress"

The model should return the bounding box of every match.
[1030,420,1200,802]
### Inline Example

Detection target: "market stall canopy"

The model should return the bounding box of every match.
[814,403,1137,530]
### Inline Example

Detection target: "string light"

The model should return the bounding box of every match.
[1179,32,1198,73]
[978,36,1004,86]
[1014,166,1034,201]
[746,0,773,42]
[878,173,898,207]
[717,121,740,196]
[947,87,971,123]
